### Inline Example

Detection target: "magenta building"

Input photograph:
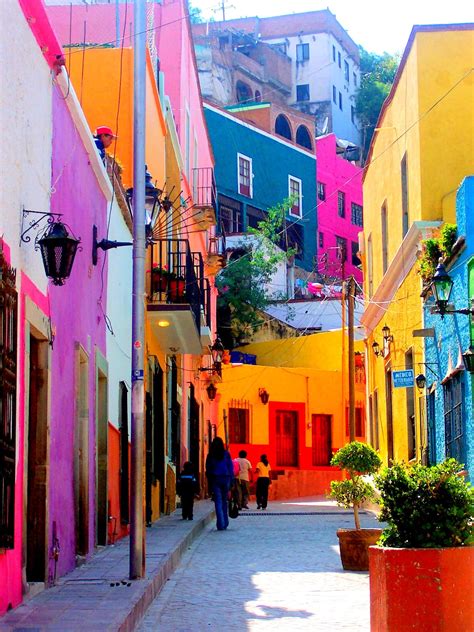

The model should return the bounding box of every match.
[316,134,363,283]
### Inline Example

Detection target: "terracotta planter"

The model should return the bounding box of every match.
[167,278,186,302]
[151,271,168,294]
[337,528,383,571]
[369,545,474,631]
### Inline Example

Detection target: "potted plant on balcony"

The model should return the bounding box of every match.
[369,459,474,631]
[151,266,186,302]
[329,441,383,571]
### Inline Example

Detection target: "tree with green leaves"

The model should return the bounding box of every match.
[188,2,203,24]
[216,197,296,349]
[355,47,400,162]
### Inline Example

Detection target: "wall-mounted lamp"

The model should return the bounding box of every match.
[415,374,426,390]
[92,225,132,266]
[199,337,225,378]
[462,347,474,373]
[258,388,270,405]
[430,259,474,318]
[382,324,393,343]
[372,341,382,357]
[206,382,217,401]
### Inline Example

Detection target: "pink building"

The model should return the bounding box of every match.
[316,134,363,283]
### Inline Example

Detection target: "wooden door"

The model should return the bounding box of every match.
[276,410,298,467]
[312,414,332,465]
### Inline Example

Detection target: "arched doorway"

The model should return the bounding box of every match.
[296,125,313,150]
[275,114,292,140]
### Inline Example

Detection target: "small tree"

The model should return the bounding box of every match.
[330,441,382,529]
[216,197,296,348]
[375,459,473,548]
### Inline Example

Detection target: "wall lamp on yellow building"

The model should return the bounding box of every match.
[258,388,270,405]
[206,382,218,401]
[382,325,393,344]
[372,341,383,357]
[431,260,474,318]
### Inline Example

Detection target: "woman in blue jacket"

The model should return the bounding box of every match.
[205,437,234,530]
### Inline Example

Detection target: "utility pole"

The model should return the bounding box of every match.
[130,0,146,580]
[347,276,356,442]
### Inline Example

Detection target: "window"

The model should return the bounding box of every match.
[344,60,349,82]
[275,114,292,139]
[367,233,374,297]
[338,51,341,68]
[381,201,388,273]
[296,43,309,62]
[237,153,252,197]
[444,374,464,463]
[317,181,326,201]
[319,232,324,248]
[296,84,310,102]
[229,406,250,444]
[353,72,357,86]
[336,236,347,262]
[286,222,304,260]
[338,91,343,110]
[332,85,337,104]
[218,194,243,234]
[236,80,252,103]
[351,105,356,124]
[337,191,345,217]
[0,252,17,549]
[332,45,336,61]
[246,205,266,230]
[296,125,312,150]
[289,176,302,217]
[401,153,409,237]
[351,241,361,266]
[351,202,363,226]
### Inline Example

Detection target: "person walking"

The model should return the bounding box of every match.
[176,461,199,521]
[256,454,272,510]
[235,450,252,510]
[205,437,234,530]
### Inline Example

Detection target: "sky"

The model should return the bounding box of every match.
[193,0,474,54]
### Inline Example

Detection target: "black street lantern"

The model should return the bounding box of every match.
[415,374,427,390]
[431,260,454,316]
[462,347,474,373]
[206,382,217,401]
[38,221,80,286]
[211,337,224,365]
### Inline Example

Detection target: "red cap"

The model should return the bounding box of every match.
[95,126,117,138]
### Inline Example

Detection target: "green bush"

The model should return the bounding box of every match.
[330,441,382,529]
[375,459,474,548]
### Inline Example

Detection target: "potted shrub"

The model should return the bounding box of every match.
[370,459,474,631]
[330,441,383,571]
[151,266,185,302]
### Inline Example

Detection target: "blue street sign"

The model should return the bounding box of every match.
[392,369,414,388]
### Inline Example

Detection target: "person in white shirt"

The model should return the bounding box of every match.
[235,450,252,510]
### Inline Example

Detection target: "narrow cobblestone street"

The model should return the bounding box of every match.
[138,498,377,631]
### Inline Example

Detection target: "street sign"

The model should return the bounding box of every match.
[392,369,414,388]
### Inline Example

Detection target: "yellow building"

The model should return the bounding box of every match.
[361,25,474,463]
[215,331,366,498]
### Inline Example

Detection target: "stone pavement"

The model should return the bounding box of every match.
[0,501,215,632]
[138,497,379,631]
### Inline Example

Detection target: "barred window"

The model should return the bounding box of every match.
[317,182,326,201]
[351,202,363,226]
[337,191,345,218]
[229,407,250,444]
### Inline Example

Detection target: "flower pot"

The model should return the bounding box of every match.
[151,271,168,294]
[337,528,383,571]
[369,545,474,632]
[167,278,186,303]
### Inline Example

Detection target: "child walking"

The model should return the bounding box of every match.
[177,461,199,520]
[256,454,272,510]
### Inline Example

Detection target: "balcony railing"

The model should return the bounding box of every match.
[148,239,204,333]
[192,167,216,212]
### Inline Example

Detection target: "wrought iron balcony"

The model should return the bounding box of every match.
[147,239,207,354]
[192,167,217,229]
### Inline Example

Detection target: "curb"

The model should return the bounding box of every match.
[119,509,215,632]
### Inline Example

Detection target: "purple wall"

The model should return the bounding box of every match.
[48,84,108,578]
[316,134,363,283]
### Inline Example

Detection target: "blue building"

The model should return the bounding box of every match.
[203,103,317,273]
[424,177,474,479]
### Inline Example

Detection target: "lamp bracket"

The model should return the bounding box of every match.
[418,362,440,379]
[92,225,132,265]
[20,208,63,247]
[430,304,474,317]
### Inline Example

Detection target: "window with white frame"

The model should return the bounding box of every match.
[296,43,309,62]
[288,176,302,217]
[237,153,252,197]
